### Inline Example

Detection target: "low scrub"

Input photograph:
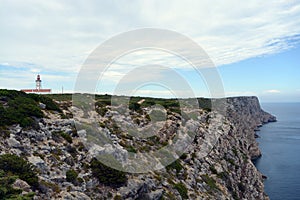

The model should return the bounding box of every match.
[0,154,39,189]
[0,89,61,128]
[90,157,127,187]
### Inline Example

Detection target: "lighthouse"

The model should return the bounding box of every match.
[36,74,42,90]
[21,74,51,93]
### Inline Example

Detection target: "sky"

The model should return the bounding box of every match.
[0,0,299,102]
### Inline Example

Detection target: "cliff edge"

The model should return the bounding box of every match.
[0,90,276,199]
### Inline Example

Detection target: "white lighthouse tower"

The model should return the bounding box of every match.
[36,74,42,91]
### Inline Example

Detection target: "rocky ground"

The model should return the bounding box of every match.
[0,92,276,200]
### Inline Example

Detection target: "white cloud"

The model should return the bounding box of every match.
[225,91,258,97]
[264,89,281,94]
[0,0,300,93]
[1,1,300,68]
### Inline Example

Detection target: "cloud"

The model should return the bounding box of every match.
[264,89,281,94]
[225,91,258,97]
[0,0,300,92]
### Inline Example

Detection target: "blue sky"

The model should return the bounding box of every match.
[0,0,299,102]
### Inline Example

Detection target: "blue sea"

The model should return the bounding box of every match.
[255,103,300,200]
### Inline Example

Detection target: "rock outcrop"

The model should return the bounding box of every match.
[0,93,275,200]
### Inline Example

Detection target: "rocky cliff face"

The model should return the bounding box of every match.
[0,93,275,200]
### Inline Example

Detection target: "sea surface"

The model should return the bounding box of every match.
[255,103,300,200]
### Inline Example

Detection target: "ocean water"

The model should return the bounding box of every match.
[255,103,300,200]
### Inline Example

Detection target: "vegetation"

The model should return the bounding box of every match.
[201,174,219,193]
[45,94,72,101]
[52,131,72,143]
[0,89,61,128]
[166,159,183,173]
[197,98,212,112]
[180,153,188,160]
[39,180,60,194]
[27,93,60,111]
[209,165,218,174]
[60,132,73,143]
[0,154,39,189]
[90,157,127,187]
[173,182,188,199]
[125,145,137,153]
[0,170,35,200]
[66,169,78,184]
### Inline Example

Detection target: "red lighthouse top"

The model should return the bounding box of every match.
[36,74,41,81]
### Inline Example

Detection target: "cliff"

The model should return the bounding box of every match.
[0,90,276,200]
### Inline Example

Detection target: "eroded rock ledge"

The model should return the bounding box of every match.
[0,94,275,200]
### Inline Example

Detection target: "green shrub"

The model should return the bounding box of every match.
[96,106,108,117]
[0,154,38,189]
[174,182,188,199]
[66,169,78,184]
[66,145,78,158]
[0,126,10,138]
[166,159,183,173]
[180,153,188,160]
[27,93,61,112]
[197,98,212,112]
[60,132,72,143]
[209,165,218,174]
[0,170,35,200]
[0,89,61,128]
[52,131,72,143]
[217,171,228,179]
[126,146,137,153]
[129,102,141,112]
[39,180,60,194]
[114,194,122,200]
[90,157,127,187]
[201,174,219,192]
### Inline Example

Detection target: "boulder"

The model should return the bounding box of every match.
[12,179,31,192]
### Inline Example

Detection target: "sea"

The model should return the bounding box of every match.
[255,103,300,200]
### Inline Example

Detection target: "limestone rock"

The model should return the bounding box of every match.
[12,179,31,192]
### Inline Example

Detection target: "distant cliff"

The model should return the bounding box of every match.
[0,90,276,199]
[225,96,276,160]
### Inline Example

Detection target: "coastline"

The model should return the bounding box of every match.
[0,90,278,199]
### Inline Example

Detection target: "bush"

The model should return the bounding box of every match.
[90,157,127,187]
[0,170,35,200]
[209,165,218,174]
[197,98,212,112]
[52,131,72,143]
[60,132,72,143]
[126,146,137,153]
[0,89,62,128]
[201,174,219,192]
[129,102,141,112]
[166,159,183,173]
[66,169,78,184]
[174,182,188,199]
[0,154,39,189]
